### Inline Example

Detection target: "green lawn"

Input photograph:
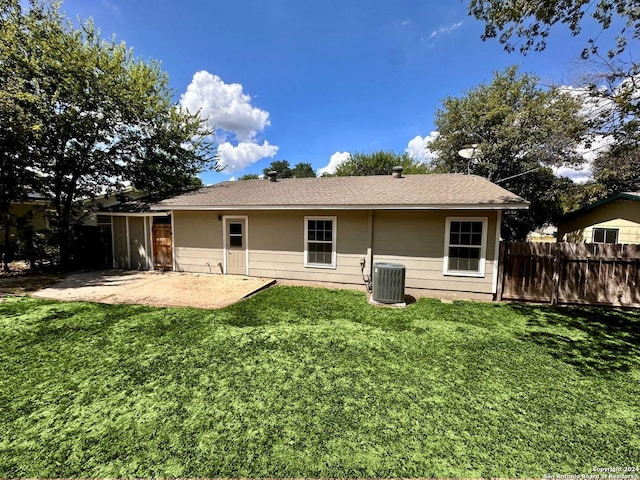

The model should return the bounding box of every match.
[1,286,639,477]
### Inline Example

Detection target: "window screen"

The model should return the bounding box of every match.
[447,220,483,273]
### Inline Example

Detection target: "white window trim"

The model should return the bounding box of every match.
[443,216,488,277]
[592,227,619,244]
[304,216,337,269]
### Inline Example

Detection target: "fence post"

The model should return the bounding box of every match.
[551,243,561,306]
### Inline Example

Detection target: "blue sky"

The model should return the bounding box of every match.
[60,0,611,184]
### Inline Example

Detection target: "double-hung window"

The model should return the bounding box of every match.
[444,217,488,277]
[304,216,336,268]
[592,227,618,244]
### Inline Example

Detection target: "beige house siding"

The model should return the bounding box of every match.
[171,208,499,295]
[373,210,498,294]
[558,200,640,244]
[173,210,224,274]
[248,210,368,284]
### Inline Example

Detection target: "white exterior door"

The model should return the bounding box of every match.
[225,218,247,275]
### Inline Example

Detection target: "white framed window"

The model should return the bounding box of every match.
[304,216,337,269]
[443,217,488,277]
[592,227,618,244]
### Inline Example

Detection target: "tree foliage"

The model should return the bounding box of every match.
[292,162,316,178]
[468,0,639,145]
[238,174,260,181]
[262,160,316,178]
[335,150,430,177]
[468,0,639,59]
[0,0,218,268]
[592,145,640,193]
[263,160,293,179]
[429,66,587,240]
[0,0,45,268]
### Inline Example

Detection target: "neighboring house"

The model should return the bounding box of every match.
[101,171,528,300]
[557,192,640,244]
[2,194,49,251]
[3,189,145,267]
[7,193,49,230]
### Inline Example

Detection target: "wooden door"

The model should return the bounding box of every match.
[153,223,173,270]
[225,218,246,275]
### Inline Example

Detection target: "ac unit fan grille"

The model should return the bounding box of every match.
[372,263,406,303]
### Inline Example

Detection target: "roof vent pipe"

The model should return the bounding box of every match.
[392,166,403,178]
[267,171,278,182]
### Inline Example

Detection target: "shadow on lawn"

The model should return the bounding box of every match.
[509,303,640,375]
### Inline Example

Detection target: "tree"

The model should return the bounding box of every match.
[2,0,218,268]
[292,162,316,178]
[0,0,45,270]
[263,160,293,179]
[335,150,430,176]
[468,0,639,59]
[428,66,587,240]
[556,178,608,212]
[592,145,640,194]
[468,0,640,144]
[238,173,260,180]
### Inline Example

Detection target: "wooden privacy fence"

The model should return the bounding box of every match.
[497,242,640,308]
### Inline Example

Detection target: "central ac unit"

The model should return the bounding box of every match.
[372,263,406,304]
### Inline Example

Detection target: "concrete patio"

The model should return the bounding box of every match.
[31,269,276,309]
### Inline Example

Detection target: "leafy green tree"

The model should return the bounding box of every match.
[429,66,587,240]
[468,0,638,59]
[238,173,260,180]
[263,160,293,179]
[335,150,430,176]
[592,146,640,194]
[468,0,640,145]
[0,0,45,270]
[292,162,316,178]
[1,0,218,268]
[556,178,608,213]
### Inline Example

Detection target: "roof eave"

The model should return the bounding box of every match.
[561,193,640,220]
[96,211,170,217]
[150,202,530,211]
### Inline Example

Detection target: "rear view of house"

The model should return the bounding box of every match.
[103,171,528,300]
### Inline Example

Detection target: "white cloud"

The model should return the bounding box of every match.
[406,131,440,163]
[180,71,271,142]
[180,70,279,173]
[318,151,351,176]
[429,21,463,39]
[553,166,591,184]
[557,84,618,177]
[217,141,279,173]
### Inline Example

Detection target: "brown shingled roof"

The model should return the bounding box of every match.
[152,174,529,210]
